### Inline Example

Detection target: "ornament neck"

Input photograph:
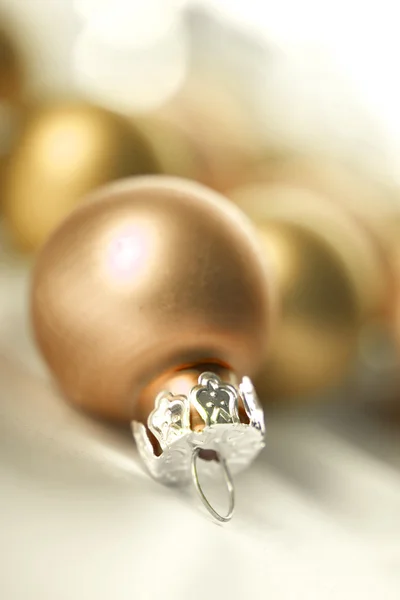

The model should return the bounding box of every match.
[136,363,238,426]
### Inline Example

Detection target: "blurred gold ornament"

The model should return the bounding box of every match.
[229,183,390,320]
[229,182,368,401]
[0,24,25,210]
[241,153,396,229]
[236,154,377,202]
[253,219,360,401]
[0,25,23,103]
[3,103,159,251]
[237,154,400,312]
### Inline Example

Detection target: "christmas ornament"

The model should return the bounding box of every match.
[236,155,398,313]
[229,183,389,320]
[31,176,274,521]
[252,219,360,401]
[0,25,23,103]
[236,154,377,203]
[3,103,158,252]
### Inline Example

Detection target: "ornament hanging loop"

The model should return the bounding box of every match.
[190,446,235,523]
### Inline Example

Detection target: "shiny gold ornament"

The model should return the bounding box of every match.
[253,219,360,400]
[3,103,159,251]
[31,176,273,423]
[229,183,390,320]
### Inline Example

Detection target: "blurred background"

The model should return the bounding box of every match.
[0,1,400,599]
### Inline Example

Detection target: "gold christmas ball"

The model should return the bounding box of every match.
[0,24,25,209]
[236,155,400,402]
[253,219,360,401]
[0,25,23,103]
[3,103,159,251]
[31,176,273,422]
[229,183,390,320]
[235,154,398,313]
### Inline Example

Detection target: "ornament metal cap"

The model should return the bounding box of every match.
[132,372,265,522]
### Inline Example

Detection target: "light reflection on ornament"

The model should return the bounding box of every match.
[107,227,152,283]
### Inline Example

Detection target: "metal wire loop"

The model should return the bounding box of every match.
[190,446,235,523]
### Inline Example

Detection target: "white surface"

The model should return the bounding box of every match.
[0,260,399,599]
